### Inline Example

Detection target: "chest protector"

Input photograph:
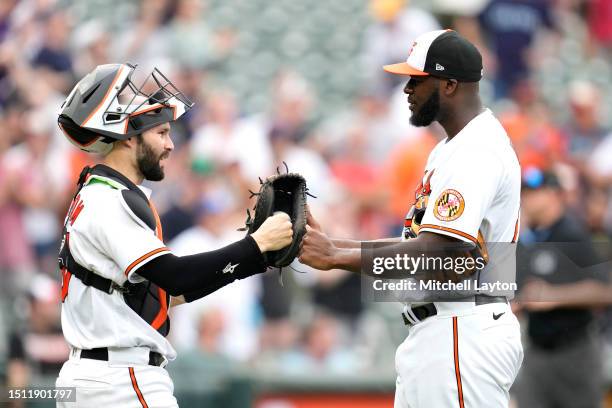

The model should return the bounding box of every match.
[58,165,170,337]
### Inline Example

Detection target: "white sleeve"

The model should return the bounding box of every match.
[419,147,502,243]
[86,189,170,282]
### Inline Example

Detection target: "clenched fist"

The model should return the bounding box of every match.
[299,225,337,270]
[251,211,293,253]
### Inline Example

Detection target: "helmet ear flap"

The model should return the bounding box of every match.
[58,115,112,151]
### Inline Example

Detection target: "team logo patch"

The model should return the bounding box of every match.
[433,189,464,221]
[408,41,417,57]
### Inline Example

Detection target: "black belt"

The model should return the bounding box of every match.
[80,347,166,367]
[475,295,507,305]
[402,295,507,326]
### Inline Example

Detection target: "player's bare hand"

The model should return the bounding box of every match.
[251,211,293,253]
[306,204,322,231]
[299,225,336,270]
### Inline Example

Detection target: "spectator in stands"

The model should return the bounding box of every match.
[585,128,612,235]
[159,163,202,242]
[267,73,332,200]
[191,88,273,182]
[327,124,380,200]
[267,71,316,145]
[311,267,364,327]
[383,129,438,221]
[114,0,170,65]
[361,0,440,95]
[167,67,208,145]
[499,95,566,169]
[563,80,608,165]
[164,0,236,69]
[6,275,69,398]
[0,112,32,294]
[587,0,612,53]
[71,20,111,78]
[584,186,611,238]
[0,112,36,291]
[513,167,607,408]
[195,307,226,355]
[0,1,16,43]
[277,311,357,374]
[269,124,332,201]
[30,10,74,93]
[476,0,557,99]
[2,109,70,276]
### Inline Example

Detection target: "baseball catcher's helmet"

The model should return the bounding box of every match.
[58,63,193,154]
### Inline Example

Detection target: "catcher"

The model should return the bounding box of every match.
[55,63,300,407]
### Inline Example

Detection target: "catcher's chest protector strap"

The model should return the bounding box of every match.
[59,164,170,337]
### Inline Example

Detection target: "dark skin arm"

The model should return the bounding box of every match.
[306,207,401,250]
[299,209,465,280]
[332,237,401,249]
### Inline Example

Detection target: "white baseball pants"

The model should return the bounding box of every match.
[56,348,178,408]
[394,301,523,408]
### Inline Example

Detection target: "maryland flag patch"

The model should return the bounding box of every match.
[434,189,465,221]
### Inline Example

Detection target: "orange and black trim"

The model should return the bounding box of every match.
[511,216,520,243]
[149,200,164,241]
[147,200,169,330]
[453,317,465,408]
[419,224,477,244]
[124,247,169,277]
[82,65,125,127]
[60,268,72,302]
[129,367,149,408]
[151,288,168,330]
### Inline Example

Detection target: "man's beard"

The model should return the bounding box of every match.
[410,89,440,127]
[136,137,167,181]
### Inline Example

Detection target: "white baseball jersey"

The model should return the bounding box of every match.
[60,174,176,360]
[394,109,523,408]
[411,108,520,245]
[399,108,521,305]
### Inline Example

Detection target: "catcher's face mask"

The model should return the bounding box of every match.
[58,63,194,154]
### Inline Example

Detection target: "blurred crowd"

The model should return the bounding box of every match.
[1,0,612,404]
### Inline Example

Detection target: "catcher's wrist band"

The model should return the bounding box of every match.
[138,236,266,297]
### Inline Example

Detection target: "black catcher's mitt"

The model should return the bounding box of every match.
[244,169,309,268]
